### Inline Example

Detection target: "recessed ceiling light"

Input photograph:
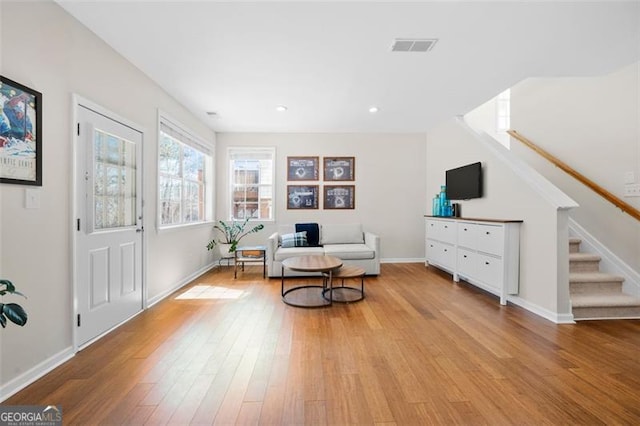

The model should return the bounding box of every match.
[276,105,288,112]
[369,106,379,113]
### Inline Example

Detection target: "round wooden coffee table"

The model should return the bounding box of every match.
[322,265,365,303]
[281,255,343,308]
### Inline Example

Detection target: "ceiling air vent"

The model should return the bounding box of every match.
[391,38,438,53]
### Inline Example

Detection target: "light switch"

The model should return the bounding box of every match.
[25,188,41,209]
[624,183,640,197]
[624,171,636,184]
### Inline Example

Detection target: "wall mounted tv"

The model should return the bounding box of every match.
[445,162,483,200]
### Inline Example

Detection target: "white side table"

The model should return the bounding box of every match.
[234,245,266,278]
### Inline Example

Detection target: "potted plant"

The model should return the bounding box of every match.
[206,218,264,257]
[0,279,28,328]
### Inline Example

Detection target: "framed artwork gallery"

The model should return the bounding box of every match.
[286,155,356,209]
[0,75,43,186]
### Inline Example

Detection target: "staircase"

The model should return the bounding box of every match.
[570,237,640,320]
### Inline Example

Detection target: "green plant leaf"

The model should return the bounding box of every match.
[209,218,264,251]
[0,279,15,296]
[2,303,27,326]
[0,312,6,328]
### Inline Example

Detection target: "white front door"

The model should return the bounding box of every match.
[75,103,143,347]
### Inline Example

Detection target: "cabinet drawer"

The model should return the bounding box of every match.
[457,248,476,277]
[476,225,504,256]
[457,222,478,249]
[426,219,456,244]
[427,239,455,270]
[475,253,503,289]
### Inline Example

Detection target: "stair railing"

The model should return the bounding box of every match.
[507,129,640,222]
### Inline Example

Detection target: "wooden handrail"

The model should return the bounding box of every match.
[507,129,640,222]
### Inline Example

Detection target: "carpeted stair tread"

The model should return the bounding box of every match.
[568,237,638,320]
[569,272,624,283]
[569,253,601,262]
[571,292,640,308]
[569,238,582,253]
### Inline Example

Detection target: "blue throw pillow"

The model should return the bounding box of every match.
[281,231,308,248]
[296,223,320,246]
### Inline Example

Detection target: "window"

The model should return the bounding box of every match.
[495,89,511,148]
[229,147,274,221]
[158,115,213,227]
[496,89,511,131]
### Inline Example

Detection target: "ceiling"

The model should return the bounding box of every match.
[56,1,640,133]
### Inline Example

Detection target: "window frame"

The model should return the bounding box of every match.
[495,88,511,149]
[157,112,214,230]
[228,146,276,222]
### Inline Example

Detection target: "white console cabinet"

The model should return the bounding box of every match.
[425,216,522,305]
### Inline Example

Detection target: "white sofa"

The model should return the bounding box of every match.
[267,223,380,277]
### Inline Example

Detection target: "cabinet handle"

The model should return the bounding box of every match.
[463,255,467,258]
[444,225,448,229]
[485,261,490,265]
[464,228,468,231]
[444,249,448,252]
[486,231,490,235]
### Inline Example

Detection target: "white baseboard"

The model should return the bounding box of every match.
[381,258,425,264]
[507,296,575,324]
[0,347,75,403]
[147,262,217,307]
[569,218,640,297]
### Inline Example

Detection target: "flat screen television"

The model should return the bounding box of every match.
[445,162,482,200]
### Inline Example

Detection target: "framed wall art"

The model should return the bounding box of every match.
[323,156,354,181]
[324,185,355,209]
[287,156,319,181]
[0,76,42,186]
[287,185,319,209]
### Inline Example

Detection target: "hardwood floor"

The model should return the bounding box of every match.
[6,263,640,424]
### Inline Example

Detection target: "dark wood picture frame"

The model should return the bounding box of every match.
[0,76,43,186]
[287,185,319,209]
[287,156,319,181]
[324,185,355,209]
[323,156,354,181]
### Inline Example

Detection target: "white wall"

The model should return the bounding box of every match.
[464,92,510,148]
[1,0,216,394]
[426,119,570,318]
[215,133,427,261]
[511,62,640,272]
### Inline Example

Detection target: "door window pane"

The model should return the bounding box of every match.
[93,129,136,230]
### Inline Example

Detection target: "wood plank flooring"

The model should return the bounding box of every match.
[5,263,640,424]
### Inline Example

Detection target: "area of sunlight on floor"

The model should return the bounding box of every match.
[175,284,246,300]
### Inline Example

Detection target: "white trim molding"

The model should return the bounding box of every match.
[0,347,75,403]
[381,258,425,264]
[507,296,575,324]
[147,262,217,307]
